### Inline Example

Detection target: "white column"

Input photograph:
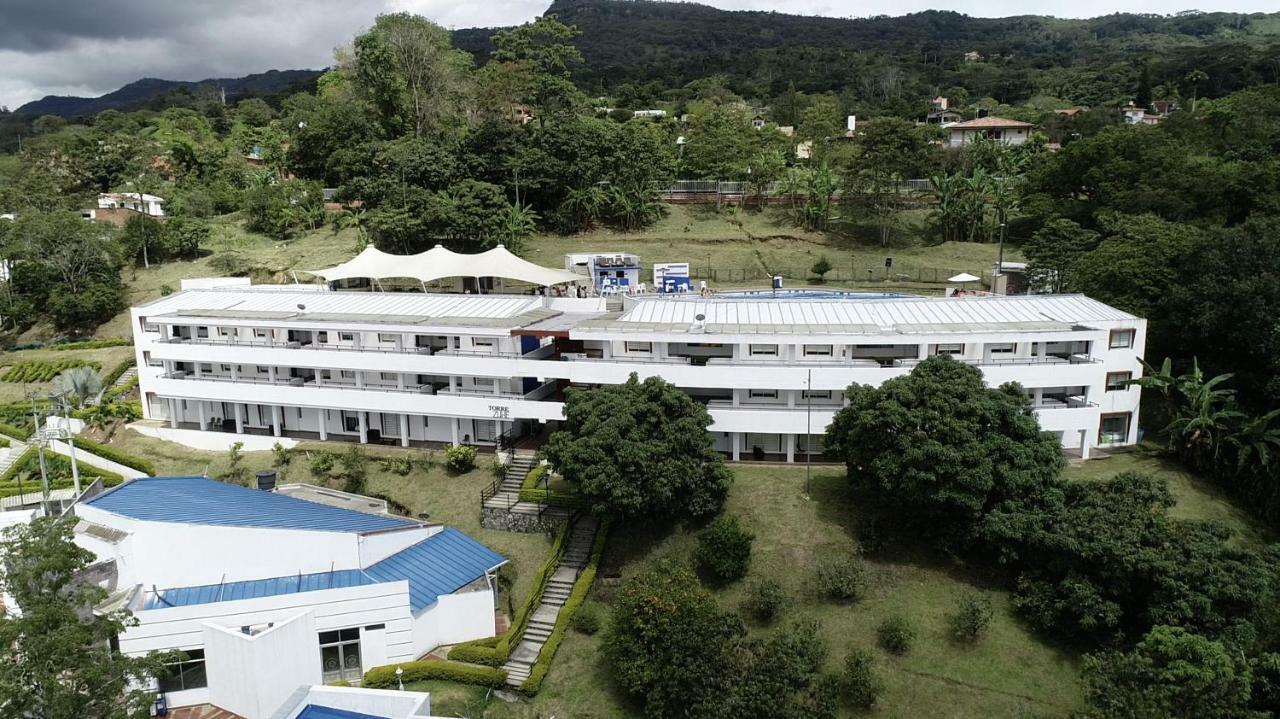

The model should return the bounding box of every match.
[1033,387,1043,407]
[399,414,409,447]
[358,412,368,444]
[397,373,405,391]
[197,402,207,430]
[787,391,796,409]
[1080,429,1091,460]
[732,389,740,408]
[230,365,240,381]
[271,406,281,437]
[732,432,741,461]
[451,417,460,446]
[356,372,365,389]
[192,362,202,379]
[785,434,795,463]
[234,403,244,434]
[168,398,179,428]
[268,366,277,384]
[318,409,327,441]
[449,376,458,393]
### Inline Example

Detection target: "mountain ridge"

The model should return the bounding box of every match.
[15,69,323,118]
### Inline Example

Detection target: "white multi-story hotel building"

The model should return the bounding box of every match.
[131,285,1145,460]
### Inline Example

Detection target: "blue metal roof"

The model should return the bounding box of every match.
[366,527,507,612]
[296,705,386,719]
[85,476,413,533]
[143,527,505,612]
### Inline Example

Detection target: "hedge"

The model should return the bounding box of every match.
[0,436,9,449]
[72,437,156,475]
[521,519,610,696]
[2,359,102,383]
[363,660,506,689]
[102,375,139,401]
[49,338,132,351]
[0,423,33,442]
[448,520,573,666]
[522,465,548,491]
[0,447,125,491]
[517,464,587,508]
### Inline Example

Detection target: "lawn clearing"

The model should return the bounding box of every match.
[488,464,1083,718]
[0,345,135,404]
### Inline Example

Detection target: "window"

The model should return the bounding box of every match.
[339,332,355,342]
[748,389,778,399]
[340,370,355,379]
[801,390,832,400]
[199,364,212,373]
[217,327,234,337]
[1099,413,1132,445]
[987,343,1016,354]
[472,338,495,348]
[934,343,964,356]
[803,345,833,357]
[320,369,331,380]
[220,364,231,373]
[252,329,269,339]
[158,649,207,693]
[378,333,398,343]
[317,331,329,343]
[196,327,209,339]
[749,344,778,356]
[1109,329,1135,349]
[341,412,360,433]
[1105,372,1132,392]
[473,377,495,389]
[256,366,268,374]
[624,341,652,353]
[142,323,159,333]
[380,372,398,382]
[319,628,362,684]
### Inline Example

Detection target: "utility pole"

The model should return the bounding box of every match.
[29,394,50,512]
[55,392,81,496]
[804,368,813,499]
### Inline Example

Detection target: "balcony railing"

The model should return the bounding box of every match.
[155,335,538,359]
[159,371,554,401]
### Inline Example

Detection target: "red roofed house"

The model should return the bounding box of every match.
[946,116,1036,147]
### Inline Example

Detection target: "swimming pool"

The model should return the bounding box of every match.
[709,289,911,300]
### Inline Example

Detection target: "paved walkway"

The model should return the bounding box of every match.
[502,514,599,686]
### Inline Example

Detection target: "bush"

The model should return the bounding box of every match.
[72,437,157,475]
[695,515,754,584]
[571,602,603,635]
[445,445,478,473]
[49,338,131,351]
[271,442,294,467]
[877,615,916,655]
[445,643,504,667]
[379,454,413,476]
[363,660,506,689]
[2,359,102,383]
[840,648,883,709]
[741,578,787,623]
[523,464,548,490]
[338,447,367,494]
[816,555,867,602]
[950,592,994,643]
[310,451,336,476]
[0,422,33,441]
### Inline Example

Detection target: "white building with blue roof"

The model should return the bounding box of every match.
[71,476,506,716]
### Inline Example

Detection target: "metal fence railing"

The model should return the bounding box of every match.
[686,265,974,285]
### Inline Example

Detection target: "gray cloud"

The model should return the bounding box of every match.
[2,0,1278,111]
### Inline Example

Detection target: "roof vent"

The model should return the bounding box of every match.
[690,312,706,334]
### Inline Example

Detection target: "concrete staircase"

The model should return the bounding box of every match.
[0,438,28,476]
[481,453,570,529]
[111,366,138,388]
[502,515,600,686]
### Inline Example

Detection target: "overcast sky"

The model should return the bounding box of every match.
[1,0,1274,111]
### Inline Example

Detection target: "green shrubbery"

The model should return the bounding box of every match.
[445,445,478,473]
[877,615,916,655]
[950,592,994,643]
[741,578,786,623]
[48,338,131,351]
[695,515,754,584]
[2,360,102,383]
[840,648,883,710]
[571,602,603,635]
[379,454,413,476]
[363,660,506,689]
[815,555,867,602]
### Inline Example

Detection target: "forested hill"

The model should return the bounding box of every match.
[15,69,322,118]
[454,1,1280,105]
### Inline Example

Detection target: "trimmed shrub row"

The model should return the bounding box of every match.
[48,338,132,351]
[0,422,33,441]
[2,359,102,383]
[363,659,507,689]
[0,447,125,489]
[520,519,610,696]
[447,520,573,666]
[72,437,156,475]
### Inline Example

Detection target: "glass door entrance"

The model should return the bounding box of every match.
[319,628,362,684]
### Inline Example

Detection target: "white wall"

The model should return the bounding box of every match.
[410,586,496,658]
[204,610,321,719]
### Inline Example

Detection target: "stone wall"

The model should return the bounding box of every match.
[482,507,562,533]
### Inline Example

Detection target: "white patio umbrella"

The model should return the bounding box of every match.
[948,272,981,294]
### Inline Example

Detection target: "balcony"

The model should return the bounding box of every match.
[159,371,554,401]
[155,335,553,360]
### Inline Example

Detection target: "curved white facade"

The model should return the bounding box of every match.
[131,286,1145,461]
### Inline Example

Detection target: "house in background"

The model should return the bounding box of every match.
[72,476,505,714]
[1121,101,1173,126]
[84,192,166,225]
[946,116,1036,147]
[964,50,983,62]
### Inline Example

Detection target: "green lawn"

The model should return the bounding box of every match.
[101,429,551,605]
[1064,445,1271,547]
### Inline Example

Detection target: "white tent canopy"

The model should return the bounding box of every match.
[307,244,585,287]
[948,272,981,283]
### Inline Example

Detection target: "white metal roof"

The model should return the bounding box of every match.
[596,294,1137,335]
[139,287,554,329]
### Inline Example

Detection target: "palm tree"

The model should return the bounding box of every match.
[1184,70,1208,113]
[334,207,370,251]
[1167,361,1242,468]
[561,185,607,232]
[55,366,104,409]
[497,202,539,253]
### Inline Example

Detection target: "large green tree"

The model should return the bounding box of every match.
[0,517,166,718]
[825,356,1063,546]
[542,374,732,521]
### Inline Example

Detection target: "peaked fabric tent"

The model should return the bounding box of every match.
[307,244,585,287]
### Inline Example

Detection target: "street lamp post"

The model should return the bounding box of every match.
[396,666,404,691]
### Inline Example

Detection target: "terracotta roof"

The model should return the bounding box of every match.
[948,116,1035,129]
